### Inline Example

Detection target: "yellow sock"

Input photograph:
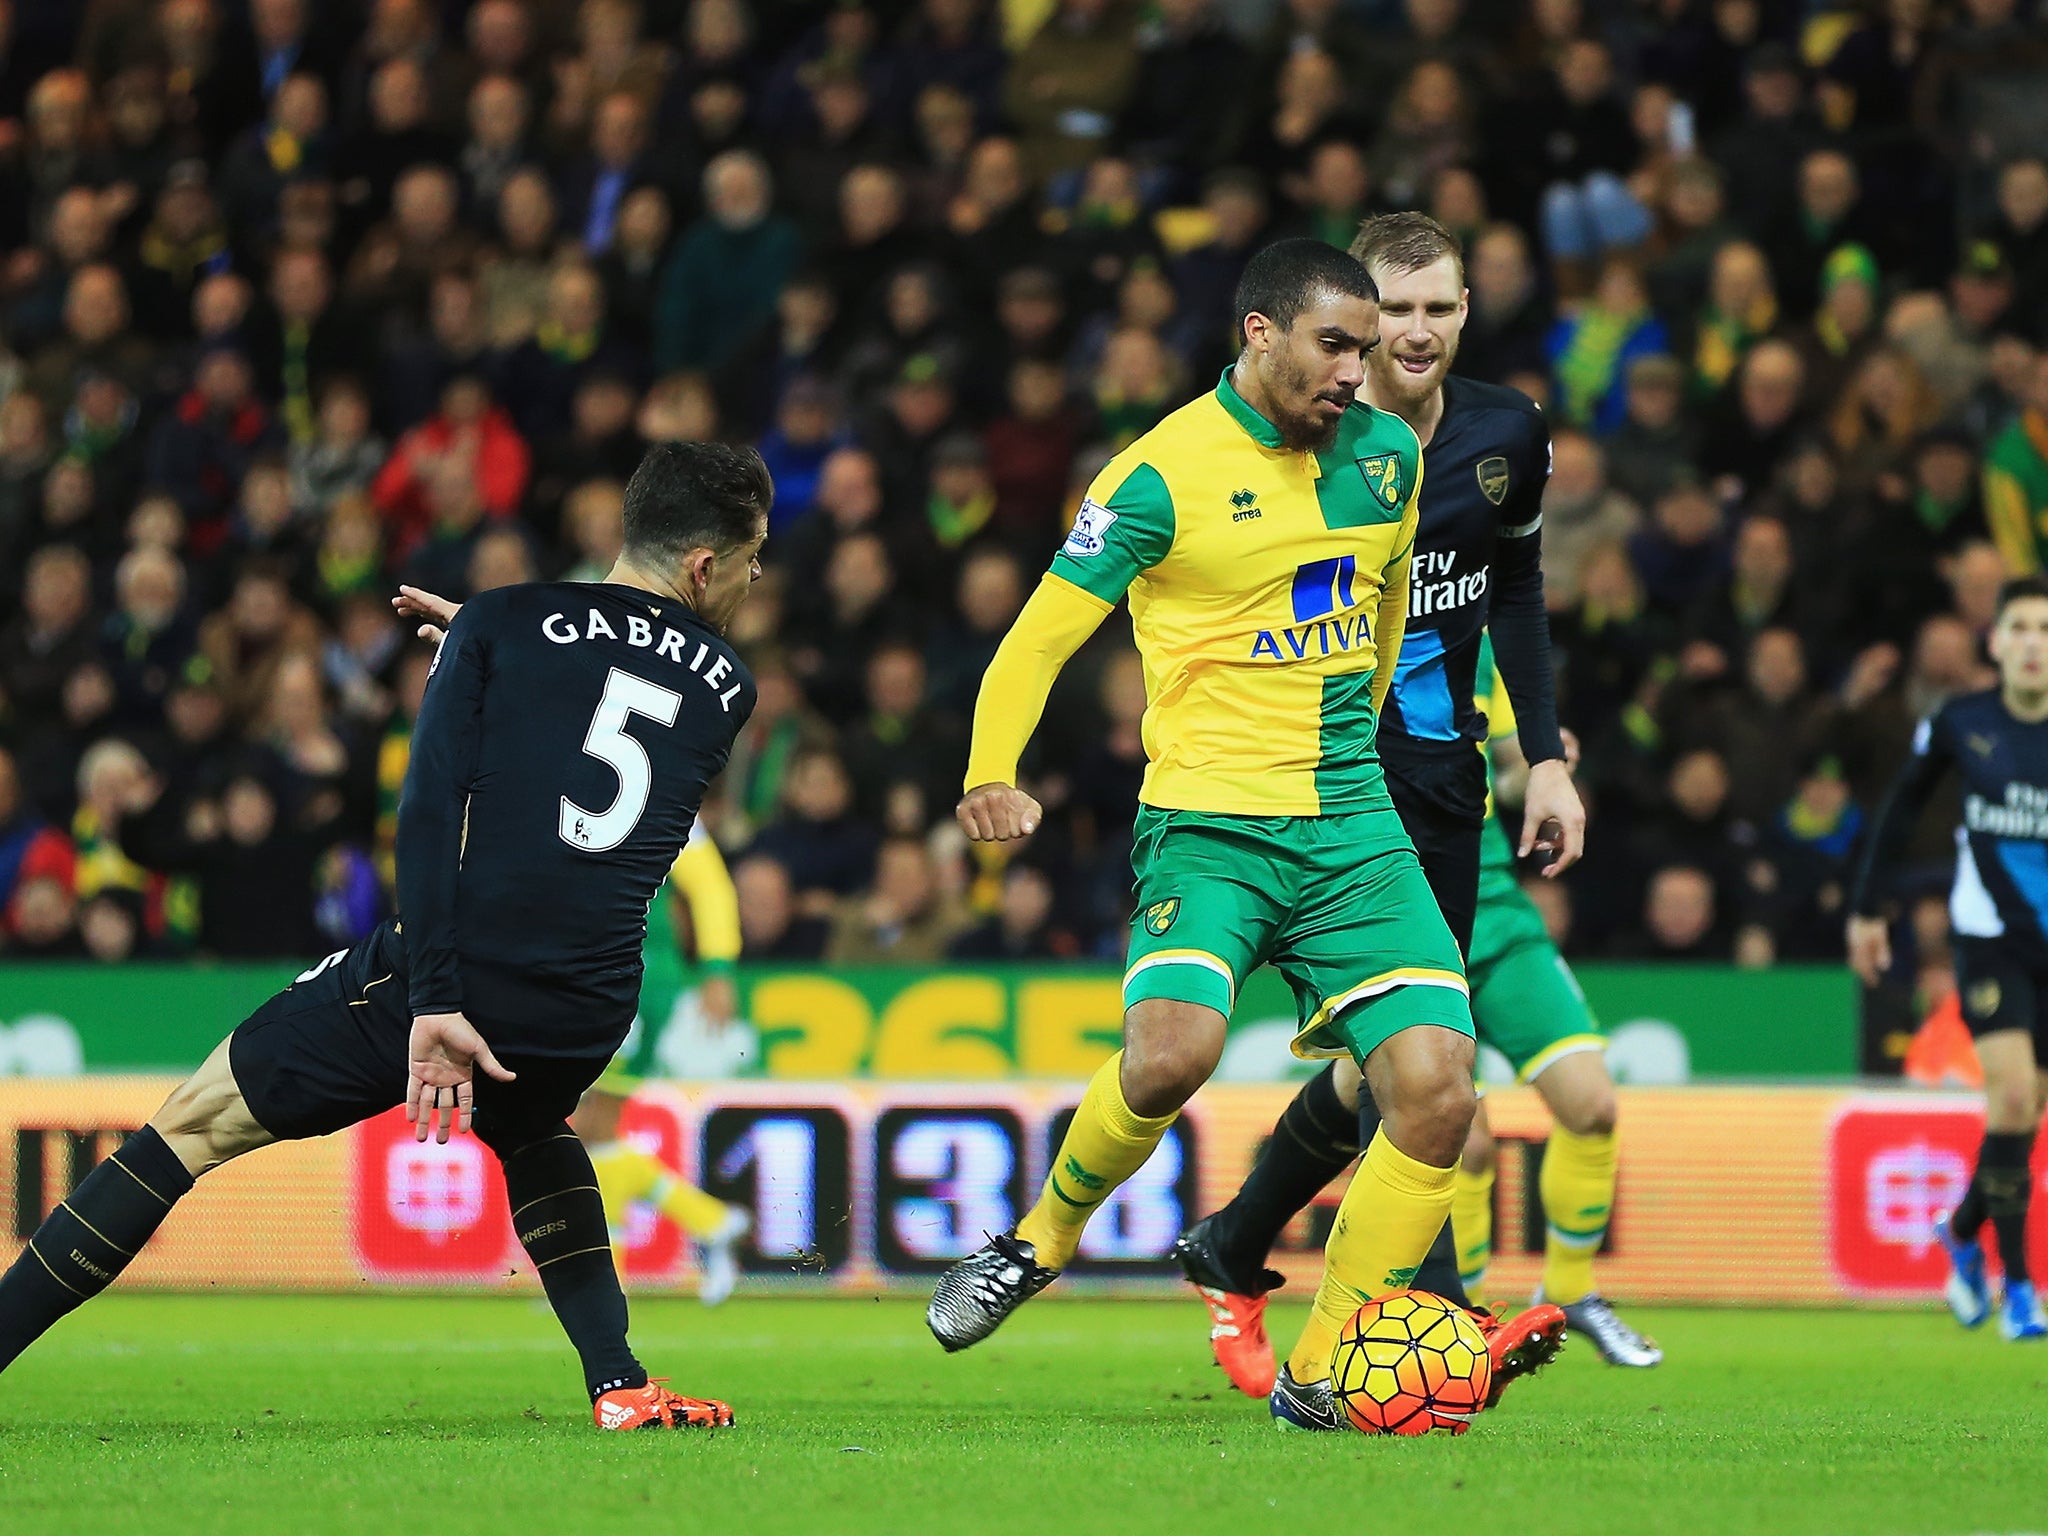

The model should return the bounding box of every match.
[661,1179,736,1241]
[1287,1129,1455,1384]
[1541,1125,1617,1305]
[1451,1160,1495,1294]
[1014,1051,1176,1270]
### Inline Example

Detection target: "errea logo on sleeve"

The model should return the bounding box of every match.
[1063,498,1118,558]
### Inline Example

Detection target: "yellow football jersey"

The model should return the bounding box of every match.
[1050,370,1423,815]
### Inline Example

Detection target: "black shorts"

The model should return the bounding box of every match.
[228,924,613,1147]
[1383,749,1488,960]
[1953,936,2048,1053]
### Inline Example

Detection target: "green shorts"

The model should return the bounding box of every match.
[1467,861,1605,1080]
[1123,805,1472,1065]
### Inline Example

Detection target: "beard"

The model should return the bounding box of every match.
[1267,350,1352,452]
[1374,332,1460,410]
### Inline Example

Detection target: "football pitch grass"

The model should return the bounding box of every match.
[1,1295,2043,1536]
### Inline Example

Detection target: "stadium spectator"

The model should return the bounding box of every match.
[2,544,97,728]
[745,747,880,911]
[825,832,973,962]
[1602,354,1697,511]
[369,375,529,560]
[735,854,829,960]
[1547,258,1669,433]
[949,857,1068,959]
[0,0,2034,986]
[653,150,800,374]
[1622,863,1731,960]
[1984,352,2048,574]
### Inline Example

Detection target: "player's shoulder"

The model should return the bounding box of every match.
[1446,376,1548,446]
[1931,687,2004,739]
[1080,424,1183,529]
[1340,397,1422,459]
[1113,387,1231,476]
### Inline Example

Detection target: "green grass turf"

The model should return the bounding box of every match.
[1,1295,2044,1536]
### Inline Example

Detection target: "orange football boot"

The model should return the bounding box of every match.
[1476,1302,1567,1408]
[1173,1215,1282,1397]
[593,1379,735,1430]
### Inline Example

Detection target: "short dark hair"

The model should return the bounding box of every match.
[1231,238,1377,347]
[1350,211,1465,285]
[1999,576,2048,614]
[621,440,773,571]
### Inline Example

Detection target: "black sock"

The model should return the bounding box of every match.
[1951,1153,1988,1246]
[1980,1131,2035,1286]
[499,1128,646,1400]
[1352,1092,1472,1310]
[1204,1064,1359,1290]
[0,1126,194,1372]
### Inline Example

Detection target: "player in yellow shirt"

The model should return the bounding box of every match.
[569,828,751,1304]
[925,239,1478,1432]
[572,1061,752,1306]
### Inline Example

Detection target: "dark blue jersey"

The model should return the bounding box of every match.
[395,582,755,1054]
[1378,376,1562,812]
[1852,688,2048,963]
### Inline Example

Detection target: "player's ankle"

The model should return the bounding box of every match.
[590,1369,649,1403]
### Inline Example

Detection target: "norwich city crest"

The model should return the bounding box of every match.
[1476,456,1510,505]
[1143,898,1180,936]
[1359,453,1404,509]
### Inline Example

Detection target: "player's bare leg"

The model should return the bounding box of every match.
[0,1039,266,1373]
[1272,1024,1478,1430]
[1526,1050,1659,1364]
[1190,1053,1564,1405]
[928,999,1221,1351]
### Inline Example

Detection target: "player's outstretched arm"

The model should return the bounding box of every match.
[955,575,1106,843]
[407,1011,516,1143]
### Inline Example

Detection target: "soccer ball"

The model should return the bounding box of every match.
[1329,1290,1492,1436]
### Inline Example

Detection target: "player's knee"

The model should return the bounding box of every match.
[1559,1084,1618,1138]
[1987,1080,2037,1132]
[1120,1002,1225,1118]
[149,1069,261,1173]
[1384,1067,1476,1168]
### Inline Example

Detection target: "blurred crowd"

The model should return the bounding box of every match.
[0,0,2044,1004]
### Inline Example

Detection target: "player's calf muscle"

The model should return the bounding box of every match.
[149,1039,273,1176]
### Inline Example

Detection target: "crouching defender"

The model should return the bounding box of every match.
[0,442,770,1427]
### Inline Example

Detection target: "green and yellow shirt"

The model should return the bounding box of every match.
[967,369,1424,816]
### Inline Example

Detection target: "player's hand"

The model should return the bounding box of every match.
[699,973,738,1030]
[406,1011,516,1143]
[1519,758,1586,876]
[1845,915,1892,988]
[394,585,461,646]
[957,783,1042,843]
